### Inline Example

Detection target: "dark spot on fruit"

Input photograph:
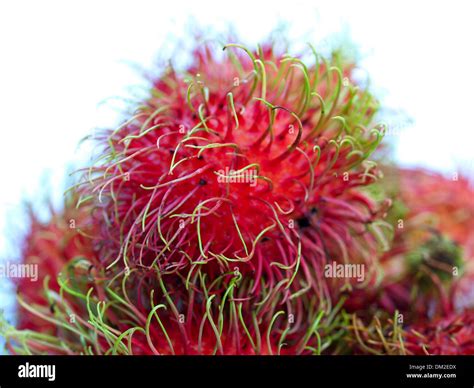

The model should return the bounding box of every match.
[199,179,207,186]
[408,234,463,283]
[426,244,459,268]
[169,149,175,154]
[261,237,269,243]
[297,216,311,228]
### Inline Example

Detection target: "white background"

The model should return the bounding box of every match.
[1,0,473,348]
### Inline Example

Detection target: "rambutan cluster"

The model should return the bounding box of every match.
[347,168,474,355]
[2,38,473,356]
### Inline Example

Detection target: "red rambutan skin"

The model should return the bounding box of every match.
[15,198,97,333]
[80,42,387,307]
[11,255,335,355]
[11,196,334,355]
[404,310,474,355]
[102,272,329,356]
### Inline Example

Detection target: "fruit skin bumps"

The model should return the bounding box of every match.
[3,39,473,356]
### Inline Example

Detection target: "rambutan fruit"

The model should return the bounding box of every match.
[3,247,347,355]
[3,188,348,355]
[1,39,393,356]
[345,167,474,325]
[387,169,474,316]
[398,168,474,258]
[403,310,474,355]
[14,194,97,333]
[406,233,463,287]
[78,40,389,307]
[350,309,474,355]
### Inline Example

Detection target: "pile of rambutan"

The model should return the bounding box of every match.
[1,37,473,355]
